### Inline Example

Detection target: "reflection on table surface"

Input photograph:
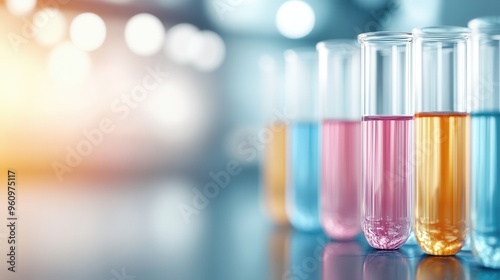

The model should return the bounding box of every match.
[217,173,499,280]
[264,228,500,280]
[2,173,500,280]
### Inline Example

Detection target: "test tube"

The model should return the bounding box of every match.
[284,48,321,231]
[469,16,500,268]
[413,26,470,255]
[358,32,413,249]
[316,40,361,239]
[260,55,288,225]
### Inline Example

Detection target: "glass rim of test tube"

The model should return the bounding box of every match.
[358,31,412,45]
[469,16,500,33]
[413,26,470,41]
[316,39,358,52]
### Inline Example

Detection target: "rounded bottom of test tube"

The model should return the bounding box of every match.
[414,222,465,255]
[322,218,361,240]
[471,232,500,269]
[362,220,411,250]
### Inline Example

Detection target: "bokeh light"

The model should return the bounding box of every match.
[125,13,165,56]
[275,0,315,39]
[48,42,92,86]
[188,31,226,72]
[70,13,107,51]
[146,77,211,148]
[33,9,67,47]
[6,0,37,16]
[149,81,199,133]
[164,23,200,65]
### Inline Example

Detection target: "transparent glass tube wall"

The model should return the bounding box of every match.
[317,40,361,239]
[413,26,470,256]
[359,32,413,249]
[469,16,500,268]
[284,48,321,231]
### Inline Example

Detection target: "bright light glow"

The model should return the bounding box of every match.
[48,42,92,86]
[150,82,197,131]
[147,78,210,146]
[275,0,315,39]
[187,31,226,72]
[70,13,107,51]
[6,0,36,16]
[164,23,199,65]
[125,13,165,56]
[33,9,67,47]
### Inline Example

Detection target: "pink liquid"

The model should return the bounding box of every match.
[321,120,361,239]
[362,116,413,249]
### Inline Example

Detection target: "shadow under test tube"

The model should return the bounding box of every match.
[469,16,500,268]
[317,40,361,240]
[413,26,470,256]
[359,32,414,249]
[285,48,321,231]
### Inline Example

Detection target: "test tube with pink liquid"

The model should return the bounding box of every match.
[358,32,414,249]
[317,40,361,240]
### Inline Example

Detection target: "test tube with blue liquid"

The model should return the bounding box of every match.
[284,48,321,231]
[469,16,500,268]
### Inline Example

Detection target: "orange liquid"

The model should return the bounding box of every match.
[414,112,469,255]
[263,123,288,224]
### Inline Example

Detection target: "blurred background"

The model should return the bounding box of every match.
[0,0,500,279]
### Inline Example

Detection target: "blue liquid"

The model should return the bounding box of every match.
[287,122,321,231]
[471,112,500,268]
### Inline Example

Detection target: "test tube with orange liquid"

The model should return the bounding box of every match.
[413,26,470,255]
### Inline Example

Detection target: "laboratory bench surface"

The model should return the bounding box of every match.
[3,171,499,280]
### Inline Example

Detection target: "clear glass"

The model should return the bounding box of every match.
[259,55,288,225]
[469,16,500,268]
[359,32,413,249]
[317,40,361,240]
[284,48,321,231]
[413,26,470,256]
[317,40,361,120]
